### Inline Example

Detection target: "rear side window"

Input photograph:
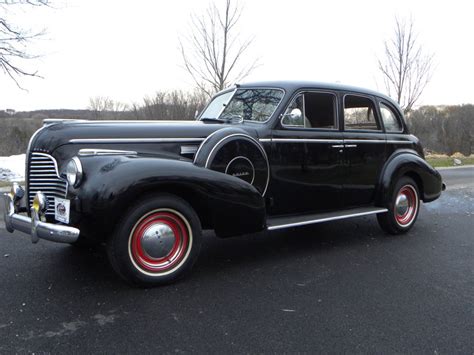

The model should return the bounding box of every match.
[344,95,380,131]
[380,103,403,132]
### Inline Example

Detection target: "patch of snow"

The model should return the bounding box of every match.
[0,154,25,181]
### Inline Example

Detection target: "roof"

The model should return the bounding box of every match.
[235,80,400,108]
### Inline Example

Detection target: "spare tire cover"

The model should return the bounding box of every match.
[194,132,269,195]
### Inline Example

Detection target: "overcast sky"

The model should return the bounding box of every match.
[1,0,473,111]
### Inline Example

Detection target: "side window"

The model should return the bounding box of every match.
[380,103,403,132]
[282,92,336,129]
[344,95,380,131]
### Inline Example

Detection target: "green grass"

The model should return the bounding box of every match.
[426,156,474,168]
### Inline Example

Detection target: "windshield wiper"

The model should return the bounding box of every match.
[200,117,226,123]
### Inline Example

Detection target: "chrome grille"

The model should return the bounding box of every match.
[28,152,67,216]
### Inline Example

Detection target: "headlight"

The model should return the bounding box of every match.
[66,156,83,187]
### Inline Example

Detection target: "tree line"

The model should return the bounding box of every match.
[1,101,472,157]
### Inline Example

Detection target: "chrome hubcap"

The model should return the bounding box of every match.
[141,223,176,259]
[395,194,409,216]
[394,185,418,227]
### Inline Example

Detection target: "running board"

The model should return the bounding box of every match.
[266,207,388,231]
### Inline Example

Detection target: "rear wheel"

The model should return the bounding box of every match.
[377,177,420,235]
[107,194,202,286]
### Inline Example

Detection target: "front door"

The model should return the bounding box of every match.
[269,91,344,216]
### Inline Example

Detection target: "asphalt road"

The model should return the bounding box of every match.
[0,167,473,353]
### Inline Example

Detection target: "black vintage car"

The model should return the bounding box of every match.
[3,81,445,286]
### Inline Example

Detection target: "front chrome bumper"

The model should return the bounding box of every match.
[2,189,80,244]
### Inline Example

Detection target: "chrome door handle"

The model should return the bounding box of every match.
[345,144,357,148]
[331,144,344,148]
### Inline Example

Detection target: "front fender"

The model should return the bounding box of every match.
[69,155,266,239]
[377,150,443,205]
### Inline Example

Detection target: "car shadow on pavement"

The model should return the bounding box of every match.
[37,215,402,289]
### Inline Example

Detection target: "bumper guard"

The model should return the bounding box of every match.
[2,189,80,244]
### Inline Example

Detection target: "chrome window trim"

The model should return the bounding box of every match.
[280,90,339,131]
[69,138,205,144]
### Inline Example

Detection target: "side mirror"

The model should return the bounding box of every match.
[194,110,200,119]
[282,108,303,126]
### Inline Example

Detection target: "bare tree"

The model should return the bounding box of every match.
[180,0,258,97]
[0,0,49,88]
[378,17,434,113]
[88,96,129,119]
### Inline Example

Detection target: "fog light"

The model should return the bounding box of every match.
[66,156,83,188]
[32,192,48,214]
[10,182,25,202]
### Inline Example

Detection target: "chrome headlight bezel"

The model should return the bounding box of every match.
[65,156,83,188]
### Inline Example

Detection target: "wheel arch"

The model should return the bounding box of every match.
[128,183,213,230]
[376,150,443,206]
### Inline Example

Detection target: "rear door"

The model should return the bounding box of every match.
[342,93,386,207]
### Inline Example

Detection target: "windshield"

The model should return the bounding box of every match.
[200,88,284,123]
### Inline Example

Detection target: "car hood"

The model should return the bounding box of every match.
[31,120,230,152]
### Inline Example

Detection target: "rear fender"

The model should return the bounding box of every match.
[376,150,443,206]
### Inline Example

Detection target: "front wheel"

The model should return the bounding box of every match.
[107,194,202,286]
[377,177,420,235]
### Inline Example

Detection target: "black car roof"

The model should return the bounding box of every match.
[234,80,400,109]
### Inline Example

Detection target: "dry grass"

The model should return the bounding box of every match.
[426,154,474,168]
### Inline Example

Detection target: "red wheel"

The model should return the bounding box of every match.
[377,177,420,235]
[107,194,202,286]
[129,210,191,275]
[394,185,419,227]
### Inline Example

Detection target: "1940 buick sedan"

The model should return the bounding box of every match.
[2,81,445,286]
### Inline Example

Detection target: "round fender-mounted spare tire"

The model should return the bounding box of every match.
[194,129,270,195]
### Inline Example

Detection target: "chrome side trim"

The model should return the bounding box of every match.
[386,140,413,145]
[43,118,88,126]
[265,138,344,144]
[258,138,413,145]
[180,145,199,155]
[344,139,385,144]
[78,148,138,156]
[193,129,224,164]
[267,208,388,231]
[69,138,205,144]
